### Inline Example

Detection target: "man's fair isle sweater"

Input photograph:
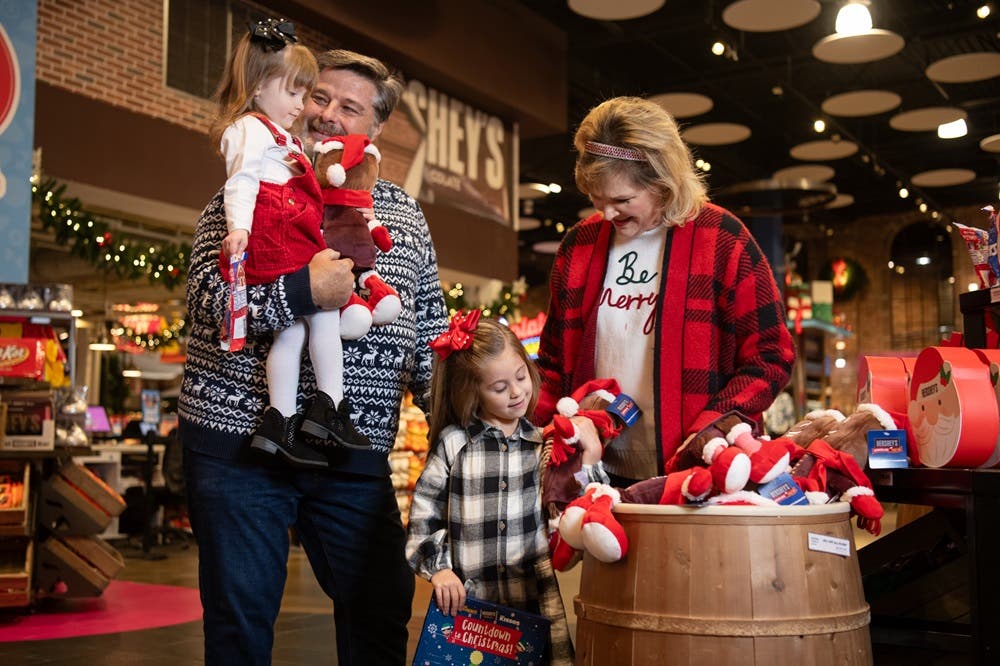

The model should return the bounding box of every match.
[178,180,448,476]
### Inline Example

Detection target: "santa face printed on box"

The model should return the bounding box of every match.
[907,361,961,468]
[907,347,998,469]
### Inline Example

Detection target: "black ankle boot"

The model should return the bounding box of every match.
[251,407,329,468]
[300,393,371,449]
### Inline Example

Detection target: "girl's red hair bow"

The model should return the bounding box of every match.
[429,309,482,359]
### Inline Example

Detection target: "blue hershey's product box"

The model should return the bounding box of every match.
[412,595,550,665]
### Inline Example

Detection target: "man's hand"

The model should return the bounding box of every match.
[308,248,355,310]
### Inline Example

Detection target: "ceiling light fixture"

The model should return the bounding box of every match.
[813,119,826,133]
[88,320,117,352]
[937,118,968,139]
[710,39,738,61]
[835,1,873,35]
[899,187,909,199]
[977,4,991,19]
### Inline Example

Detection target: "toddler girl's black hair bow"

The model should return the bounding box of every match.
[248,18,298,52]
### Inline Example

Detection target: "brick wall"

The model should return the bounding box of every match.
[36,0,336,135]
[797,203,986,413]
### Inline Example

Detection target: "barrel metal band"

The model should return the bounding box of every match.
[574,600,870,637]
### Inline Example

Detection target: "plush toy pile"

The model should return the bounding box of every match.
[541,380,893,569]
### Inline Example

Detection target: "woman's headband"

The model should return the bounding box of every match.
[584,141,646,162]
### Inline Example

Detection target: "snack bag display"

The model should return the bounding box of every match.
[954,221,994,289]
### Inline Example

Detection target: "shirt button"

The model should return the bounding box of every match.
[498,521,506,532]
[288,198,295,205]
[500,443,508,452]
[500,480,507,490]
[498,564,505,573]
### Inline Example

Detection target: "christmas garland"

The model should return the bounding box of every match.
[444,277,527,319]
[32,177,190,289]
[111,316,188,352]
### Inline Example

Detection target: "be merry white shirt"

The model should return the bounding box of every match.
[596,224,667,480]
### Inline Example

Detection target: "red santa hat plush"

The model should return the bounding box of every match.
[793,439,884,535]
[547,378,625,466]
[726,422,790,484]
[314,134,381,189]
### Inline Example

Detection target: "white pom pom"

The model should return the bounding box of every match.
[702,437,727,464]
[805,491,830,505]
[557,396,579,417]
[364,143,382,162]
[326,163,346,187]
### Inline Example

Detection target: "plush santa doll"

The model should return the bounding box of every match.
[314,135,401,338]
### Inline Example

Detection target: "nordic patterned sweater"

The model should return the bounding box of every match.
[178,180,449,476]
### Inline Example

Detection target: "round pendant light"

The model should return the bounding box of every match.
[911,168,976,187]
[825,193,855,209]
[681,122,751,146]
[722,0,820,32]
[890,107,966,132]
[568,0,664,21]
[980,134,1000,154]
[773,164,836,183]
[813,29,904,64]
[789,139,859,161]
[926,52,1000,83]
[649,92,713,119]
[821,90,901,117]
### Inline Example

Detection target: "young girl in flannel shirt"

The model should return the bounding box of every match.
[406,311,574,665]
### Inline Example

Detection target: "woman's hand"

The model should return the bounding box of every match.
[430,568,466,616]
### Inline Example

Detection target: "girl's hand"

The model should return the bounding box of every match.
[222,230,249,258]
[571,416,604,465]
[430,569,466,616]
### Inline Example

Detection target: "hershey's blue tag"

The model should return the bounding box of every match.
[607,393,641,428]
[758,472,809,505]
[868,429,909,468]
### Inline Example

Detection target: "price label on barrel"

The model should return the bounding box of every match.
[808,532,851,557]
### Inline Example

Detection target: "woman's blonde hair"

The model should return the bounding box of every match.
[574,96,708,226]
[426,317,540,447]
[209,33,318,150]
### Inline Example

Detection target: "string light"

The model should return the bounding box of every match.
[32,177,189,289]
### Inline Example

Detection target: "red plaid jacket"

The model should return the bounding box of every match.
[533,203,796,473]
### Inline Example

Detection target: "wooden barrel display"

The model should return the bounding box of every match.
[906,346,997,468]
[573,503,871,666]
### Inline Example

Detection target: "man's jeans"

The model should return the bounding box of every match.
[184,448,413,665]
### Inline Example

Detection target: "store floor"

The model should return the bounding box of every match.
[0,515,973,665]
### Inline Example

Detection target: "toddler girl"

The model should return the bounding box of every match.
[211,19,368,466]
[405,311,574,665]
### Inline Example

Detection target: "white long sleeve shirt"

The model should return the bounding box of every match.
[221,115,304,234]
